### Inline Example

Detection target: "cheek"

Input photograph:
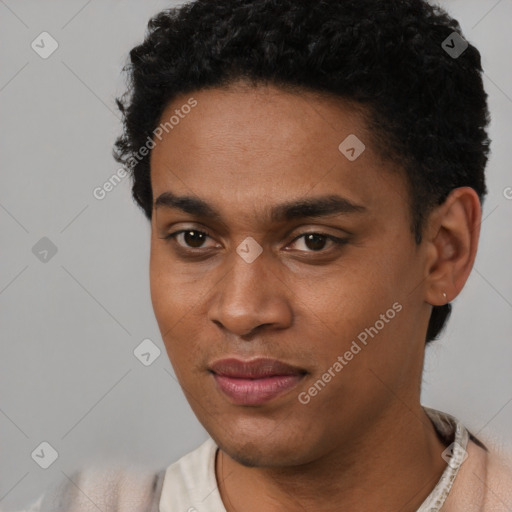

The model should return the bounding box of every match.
[304,256,394,322]
[149,245,192,343]
[303,247,411,366]
[150,241,194,305]
[149,247,170,320]
[149,246,208,365]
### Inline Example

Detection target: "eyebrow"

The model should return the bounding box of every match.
[154,191,367,223]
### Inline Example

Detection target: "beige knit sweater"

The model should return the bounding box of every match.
[441,438,512,511]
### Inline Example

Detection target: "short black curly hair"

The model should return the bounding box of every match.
[113,0,490,344]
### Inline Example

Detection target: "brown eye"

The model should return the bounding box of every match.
[289,233,348,252]
[160,229,216,249]
[181,230,208,248]
[303,234,328,251]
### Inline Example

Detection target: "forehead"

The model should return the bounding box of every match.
[149,84,408,223]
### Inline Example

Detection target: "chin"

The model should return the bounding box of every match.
[218,441,269,468]
[210,426,315,468]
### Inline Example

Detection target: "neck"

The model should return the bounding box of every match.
[216,403,448,512]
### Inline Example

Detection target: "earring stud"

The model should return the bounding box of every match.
[442,292,447,302]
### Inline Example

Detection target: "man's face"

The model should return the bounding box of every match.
[149,83,431,467]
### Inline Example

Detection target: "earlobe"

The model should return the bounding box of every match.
[423,187,482,307]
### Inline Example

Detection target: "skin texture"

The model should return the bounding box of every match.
[149,82,481,512]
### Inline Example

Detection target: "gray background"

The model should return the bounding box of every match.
[1,0,511,509]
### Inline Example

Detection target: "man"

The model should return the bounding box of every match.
[25,0,512,510]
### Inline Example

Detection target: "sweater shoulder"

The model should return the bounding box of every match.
[38,464,165,512]
[484,448,512,509]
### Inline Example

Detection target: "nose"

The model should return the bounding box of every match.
[207,248,293,338]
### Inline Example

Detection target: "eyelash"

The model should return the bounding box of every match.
[159,229,348,255]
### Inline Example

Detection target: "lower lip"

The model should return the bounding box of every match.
[213,374,304,405]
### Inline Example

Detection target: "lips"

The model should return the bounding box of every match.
[210,357,306,378]
[209,357,307,405]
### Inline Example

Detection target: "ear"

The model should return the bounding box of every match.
[423,187,482,306]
